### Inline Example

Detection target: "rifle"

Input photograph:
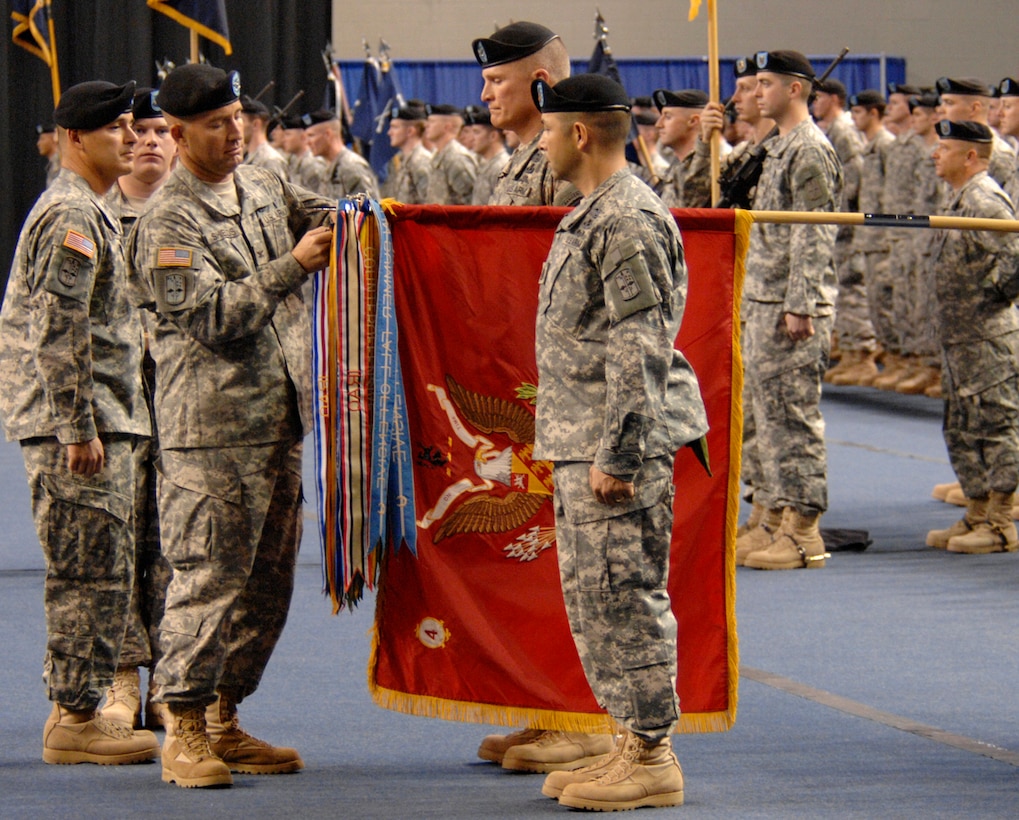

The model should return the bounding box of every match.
[268,90,306,131]
[717,47,849,209]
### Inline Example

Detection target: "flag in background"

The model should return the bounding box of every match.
[365,205,747,734]
[147,0,232,55]
[349,56,382,145]
[11,0,54,65]
[365,65,403,183]
[587,38,622,85]
[689,0,703,21]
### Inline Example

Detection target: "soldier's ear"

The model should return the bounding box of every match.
[532,67,551,85]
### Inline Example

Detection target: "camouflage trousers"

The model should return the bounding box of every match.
[739,323,762,502]
[553,458,679,742]
[862,249,899,353]
[889,236,930,357]
[743,302,832,514]
[117,437,170,669]
[22,434,145,710]
[943,368,1019,500]
[832,239,877,353]
[152,439,303,708]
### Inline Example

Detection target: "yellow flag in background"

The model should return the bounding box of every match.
[689,0,702,21]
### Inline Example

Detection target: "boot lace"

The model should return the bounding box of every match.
[92,712,134,739]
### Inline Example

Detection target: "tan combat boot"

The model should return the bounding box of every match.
[144,676,169,732]
[895,365,941,395]
[557,731,684,810]
[931,481,961,502]
[947,491,1019,554]
[43,703,159,765]
[736,501,765,539]
[162,704,233,788]
[100,666,142,729]
[734,507,783,566]
[829,350,879,386]
[542,734,622,798]
[206,693,303,774]
[477,727,544,763]
[744,507,829,570]
[501,730,615,773]
[944,485,967,507]
[824,349,860,383]
[925,496,988,549]
[872,354,913,390]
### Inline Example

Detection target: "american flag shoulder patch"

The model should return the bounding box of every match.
[157,247,194,267]
[62,229,96,259]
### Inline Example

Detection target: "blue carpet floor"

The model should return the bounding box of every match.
[1,384,1017,818]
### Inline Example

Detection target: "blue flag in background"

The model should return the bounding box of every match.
[350,57,382,144]
[11,0,54,65]
[366,65,404,184]
[148,0,232,55]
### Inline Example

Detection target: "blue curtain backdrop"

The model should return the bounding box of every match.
[339,55,906,109]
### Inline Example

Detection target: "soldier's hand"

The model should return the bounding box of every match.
[589,465,636,506]
[783,313,815,342]
[292,225,334,272]
[699,101,726,143]
[67,438,104,478]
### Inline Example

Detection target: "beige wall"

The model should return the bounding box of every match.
[332,0,1019,88]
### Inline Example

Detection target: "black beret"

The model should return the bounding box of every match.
[36,123,56,135]
[936,119,992,143]
[631,95,653,108]
[425,103,461,117]
[816,79,846,98]
[280,114,306,130]
[157,64,241,117]
[733,56,757,78]
[54,80,136,130]
[849,90,885,108]
[240,94,270,118]
[634,110,659,126]
[532,75,630,114]
[305,109,337,125]
[887,83,921,97]
[132,87,163,120]
[390,103,426,122]
[652,88,708,110]
[1000,78,1019,98]
[473,21,560,68]
[754,50,814,81]
[908,91,940,112]
[935,77,992,97]
[462,105,492,126]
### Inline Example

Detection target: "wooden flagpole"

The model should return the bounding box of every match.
[748,210,1019,234]
[190,29,199,63]
[707,0,721,205]
[45,0,61,105]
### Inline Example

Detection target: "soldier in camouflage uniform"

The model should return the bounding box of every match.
[102,87,175,733]
[738,51,842,571]
[471,21,597,772]
[936,77,1018,189]
[849,90,898,383]
[924,120,1019,554]
[652,89,708,209]
[474,21,580,207]
[126,64,335,788]
[997,79,1019,204]
[241,96,289,182]
[0,80,159,766]
[385,104,432,204]
[306,109,380,200]
[878,84,931,390]
[532,73,707,812]
[904,92,949,397]
[36,122,61,187]
[464,106,509,205]
[424,104,478,204]
[280,114,326,191]
[698,57,776,538]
